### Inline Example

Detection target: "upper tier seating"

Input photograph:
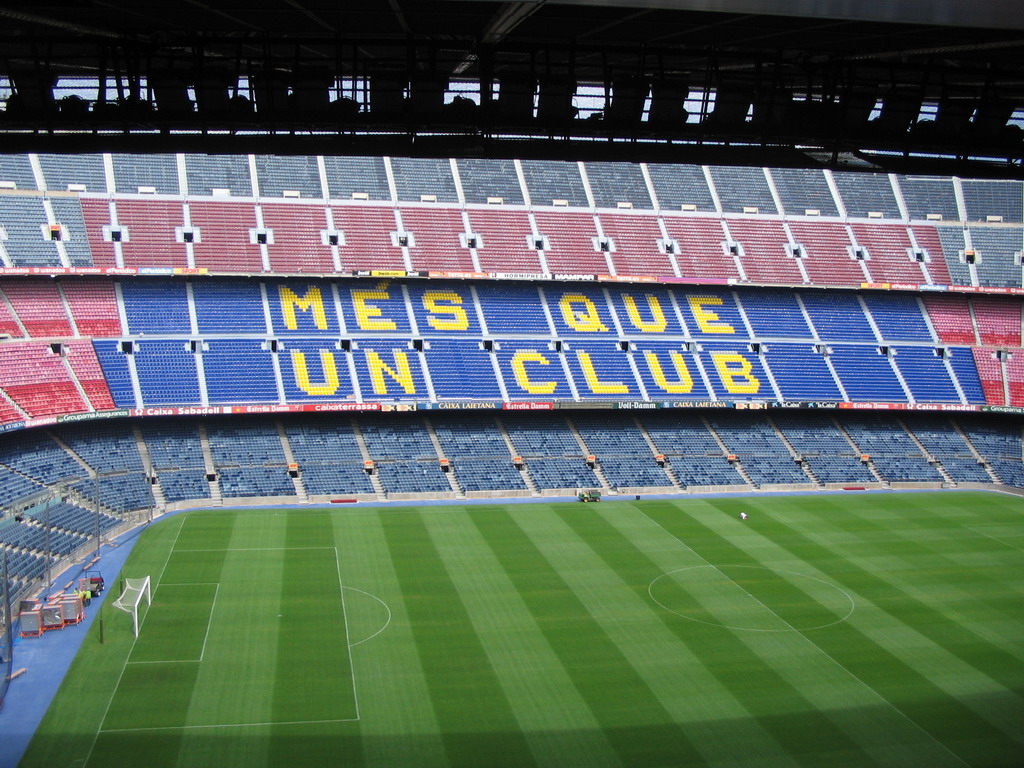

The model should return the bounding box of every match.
[968,227,1024,288]
[709,166,777,214]
[532,211,608,275]
[456,159,524,205]
[960,180,1023,224]
[39,153,106,194]
[323,156,390,200]
[647,164,715,211]
[786,221,867,285]
[261,203,335,273]
[400,206,475,272]
[111,199,189,267]
[466,209,545,273]
[584,162,653,209]
[597,212,674,276]
[849,223,927,284]
[0,196,63,267]
[189,201,264,272]
[898,176,959,221]
[255,156,322,199]
[184,154,252,197]
[661,216,740,280]
[332,205,406,271]
[111,153,179,195]
[0,155,37,191]
[391,157,458,203]
[770,168,839,217]
[832,172,900,219]
[519,160,588,207]
[725,218,803,284]
[0,152,1021,292]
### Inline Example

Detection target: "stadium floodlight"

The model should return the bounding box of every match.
[112,576,151,637]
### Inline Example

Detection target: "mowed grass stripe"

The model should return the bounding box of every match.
[751,497,1024,748]
[331,510,449,768]
[380,511,539,768]
[468,505,743,767]
[272,513,358,724]
[788,494,1024,661]
[128,583,218,663]
[615,501,976,768]
[509,504,799,767]
[173,515,287,733]
[428,508,623,768]
[714,496,1024,720]
[655,498,1024,768]
[262,513,364,768]
[798,494,1024,624]
[562,503,880,768]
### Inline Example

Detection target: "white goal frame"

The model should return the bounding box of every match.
[112,576,151,637]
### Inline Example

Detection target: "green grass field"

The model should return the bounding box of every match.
[20,491,1024,768]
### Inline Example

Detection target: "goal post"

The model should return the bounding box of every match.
[112,576,151,637]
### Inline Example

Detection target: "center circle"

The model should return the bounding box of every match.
[648,565,855,632]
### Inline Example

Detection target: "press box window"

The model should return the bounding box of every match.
[176,227,200,244]
[321,230,345,247]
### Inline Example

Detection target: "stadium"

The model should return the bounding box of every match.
[0,1,1022,766]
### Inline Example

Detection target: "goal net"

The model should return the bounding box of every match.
[112,576,151,637]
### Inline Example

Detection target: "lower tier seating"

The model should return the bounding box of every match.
[0,411,1012,519]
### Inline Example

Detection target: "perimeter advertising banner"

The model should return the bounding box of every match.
[0,398,1005,436]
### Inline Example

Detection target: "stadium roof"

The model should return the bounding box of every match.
[2,0,1023,174]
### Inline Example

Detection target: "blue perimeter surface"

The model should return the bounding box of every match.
[0,486,1016,768]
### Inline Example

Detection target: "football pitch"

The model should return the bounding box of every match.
[20,491,1024,768]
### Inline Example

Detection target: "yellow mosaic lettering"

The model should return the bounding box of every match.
[644,351,694,394]
[710,352,760,394]
[366,350,416,394]
[577,351,629,394]
[688,296,735,334]
[623,294,667,333]
[423,291,469,331]
[559,293,610,333]
[291,350,340,396]
[352,289,398,331]
[279,285,328,330]
[510,350,557,395]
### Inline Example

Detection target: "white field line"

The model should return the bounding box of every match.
[334,547,360,721]
[173,546,336,552]
[634,507,973,768]
[83,516,188,768]
[99,716,359,734]
[965,526,1024,553]
[125,583,220,664]
[346,587,393,648]
[93,534,367,746]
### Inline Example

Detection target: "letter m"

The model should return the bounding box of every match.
[279,285,329,330]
